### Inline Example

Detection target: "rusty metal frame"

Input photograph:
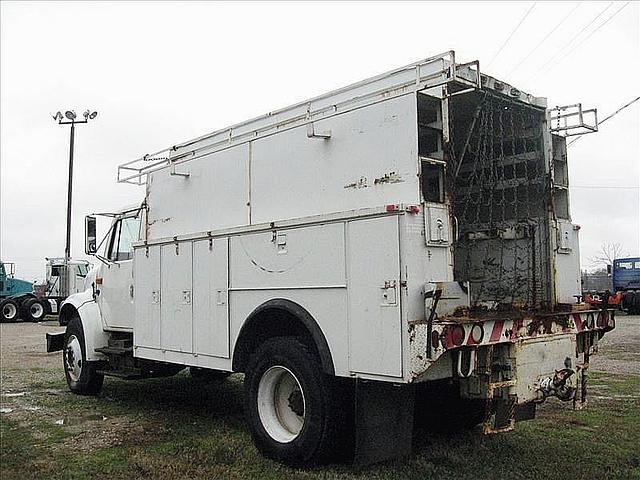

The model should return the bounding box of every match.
[549,103,598,137]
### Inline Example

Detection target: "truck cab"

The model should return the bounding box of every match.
[613,257,640,314]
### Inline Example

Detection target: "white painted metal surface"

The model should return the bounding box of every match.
[133,245,161,349]
[160,243,193,353]
[347,216,402,377]
[192,238,229,358]
[70,53,595,396]
[97,261,134,330]
[555,221,582,304]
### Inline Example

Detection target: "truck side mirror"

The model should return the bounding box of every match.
[85,216,97,254]
[606,264,612,276]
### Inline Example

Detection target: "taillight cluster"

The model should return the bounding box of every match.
[441,322,485,349]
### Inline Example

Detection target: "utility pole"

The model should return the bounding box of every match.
[52,109,98,295]
[65,122,75,262]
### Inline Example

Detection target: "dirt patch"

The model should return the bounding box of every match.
[590,314,640,375]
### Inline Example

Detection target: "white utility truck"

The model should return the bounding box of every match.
[47,51,613,466]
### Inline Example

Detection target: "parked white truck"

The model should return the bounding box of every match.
[47,51,613,466]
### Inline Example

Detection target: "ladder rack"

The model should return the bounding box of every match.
[117,51,481,185]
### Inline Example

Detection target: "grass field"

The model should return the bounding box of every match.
[1,319,639,480]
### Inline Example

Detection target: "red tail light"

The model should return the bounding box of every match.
[451,325,465,346]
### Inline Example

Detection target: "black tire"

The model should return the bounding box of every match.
[1,299,20,323]
[63,316,104,395]
[623,292,634,313]
[190,367,230,383]
[22,298,47,322]
[244,337,348,466]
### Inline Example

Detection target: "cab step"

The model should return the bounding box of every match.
[96,368,142,379]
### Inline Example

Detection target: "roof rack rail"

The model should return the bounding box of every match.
[117,51,481,185]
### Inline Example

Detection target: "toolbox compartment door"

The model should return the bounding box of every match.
[347,216,402,377]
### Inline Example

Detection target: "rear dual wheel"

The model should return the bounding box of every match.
[244,337,350,466]
[0,299,20,322]
[22,298,47,322]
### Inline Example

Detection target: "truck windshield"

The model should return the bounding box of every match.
[108,216,141,261]
[615,260,640,270]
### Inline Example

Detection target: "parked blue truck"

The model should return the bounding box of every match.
[583,257,640,314]
[613,257,640,314]
[0,260,39,322]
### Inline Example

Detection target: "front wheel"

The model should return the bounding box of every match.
[64,316,104,395]
[244,337,348,466]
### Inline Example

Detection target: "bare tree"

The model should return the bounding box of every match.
[590,242,628,267]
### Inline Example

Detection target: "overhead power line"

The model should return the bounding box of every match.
[506,2,581,77]
[567,95,640,147]
[486,2,537,69]
[528,2,613,80]
[538,1,630,78]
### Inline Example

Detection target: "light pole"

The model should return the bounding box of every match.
[52,109,98,266]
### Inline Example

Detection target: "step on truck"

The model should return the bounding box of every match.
[47,51,614,466]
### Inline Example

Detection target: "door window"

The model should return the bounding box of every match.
[108,216,141,261]
[421,160,445,203]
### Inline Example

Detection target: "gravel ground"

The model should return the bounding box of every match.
[590,314,640,375]
[0,318,64,371]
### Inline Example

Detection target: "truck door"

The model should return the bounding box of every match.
[98,214,140,330]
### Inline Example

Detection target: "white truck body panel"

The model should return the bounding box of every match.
[133,210,409,380]
[84,51,604,391]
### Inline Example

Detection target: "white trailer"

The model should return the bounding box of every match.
[47,51,613,466]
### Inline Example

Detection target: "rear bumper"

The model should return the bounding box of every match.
[435,309,615,351]
[409,309,614,433]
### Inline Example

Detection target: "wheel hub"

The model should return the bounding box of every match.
[65,335,83,382]
[257,366,306,443]
[3,303,17,319]
[30,302,44,319]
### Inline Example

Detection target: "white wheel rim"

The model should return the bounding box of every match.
[3,303,17,319]
[65,335,83,382]
[30,302,44,319]
[257,366,306,443]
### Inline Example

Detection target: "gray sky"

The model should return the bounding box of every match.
[1,1,639,281]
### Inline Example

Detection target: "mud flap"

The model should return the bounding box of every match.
[483,380,517,433]
[46,332,65,353]
[354,379,414,466]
